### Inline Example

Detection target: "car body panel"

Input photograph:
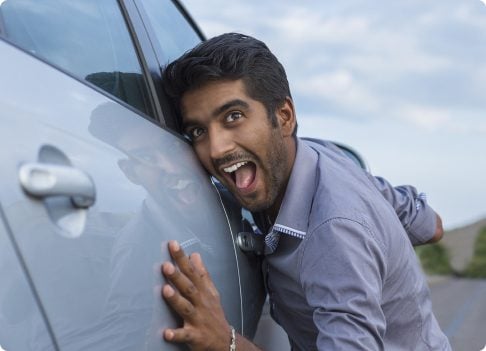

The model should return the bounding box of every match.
[0,210,57,350]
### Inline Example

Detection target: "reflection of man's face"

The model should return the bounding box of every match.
[117,126,201,209]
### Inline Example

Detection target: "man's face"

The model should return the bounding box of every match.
[180,79,296,214]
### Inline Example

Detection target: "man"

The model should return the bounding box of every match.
[160,33,450,350]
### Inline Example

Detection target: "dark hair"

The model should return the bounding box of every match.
[162,33,296,134]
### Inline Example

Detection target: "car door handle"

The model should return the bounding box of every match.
[19,163,96,208]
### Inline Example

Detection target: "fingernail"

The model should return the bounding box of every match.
[164,262,175,275]
[170,240,180,252]
[163,285,175,297]
[165,329,174,340]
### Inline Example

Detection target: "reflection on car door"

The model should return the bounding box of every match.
[0,38,242,350]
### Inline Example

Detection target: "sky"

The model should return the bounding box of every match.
[181,0,486,229]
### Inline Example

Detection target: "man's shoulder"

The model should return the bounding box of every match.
[301,139,401,235]
[302,138,372,202]
[300,138,366,183]
[300,137,342,157]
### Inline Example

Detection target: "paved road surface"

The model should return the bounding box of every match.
[430,277,486,350]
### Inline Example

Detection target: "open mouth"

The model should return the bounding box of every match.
[222,161,257,191]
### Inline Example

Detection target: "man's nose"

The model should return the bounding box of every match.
[208,127,235,161]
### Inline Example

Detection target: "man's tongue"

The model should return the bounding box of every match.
[234,163,256,189]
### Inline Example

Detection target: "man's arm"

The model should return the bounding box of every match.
[367,175,444,245]
[304,139,443,245]
[161,240,264,351]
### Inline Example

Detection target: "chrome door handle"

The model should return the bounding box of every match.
[19,163,96,208]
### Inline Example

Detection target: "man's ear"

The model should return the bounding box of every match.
[276,97,297,137]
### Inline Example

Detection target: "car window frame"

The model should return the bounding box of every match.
[127,0,206,132]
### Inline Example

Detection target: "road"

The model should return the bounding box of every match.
[430,277,486,350]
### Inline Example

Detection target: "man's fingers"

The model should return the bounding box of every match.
[162,243,231,350]
[168,241,198,280]
[164,241,219,301]
[190,253,219,297]
[164,327,192,344]
[189,252,205,272]
[162,262,199,301]
[162,284,196,319]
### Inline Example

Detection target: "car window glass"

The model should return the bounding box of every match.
[0,219,56,351]
[137,0,201,64]
[0,0,153,117]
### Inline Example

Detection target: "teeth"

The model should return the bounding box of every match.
[223,161,248,173]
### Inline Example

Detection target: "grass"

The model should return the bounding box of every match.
[415,243,453,276]
[463,227,486,278]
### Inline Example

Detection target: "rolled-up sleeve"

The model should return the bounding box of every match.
[368,175,437,245]
[299,217,387,350]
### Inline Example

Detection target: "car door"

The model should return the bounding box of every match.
[0,1,242,349]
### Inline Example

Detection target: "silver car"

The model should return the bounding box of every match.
[0,0,272,349]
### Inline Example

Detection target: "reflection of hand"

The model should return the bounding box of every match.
[161,240,231,350]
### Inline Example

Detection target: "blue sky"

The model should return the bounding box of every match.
[182,0,486,229]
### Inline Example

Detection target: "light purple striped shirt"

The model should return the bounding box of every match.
[259,138,450,350]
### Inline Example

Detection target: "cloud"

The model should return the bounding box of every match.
[397,105,452,130]
[397,104,486,135]
[266,7,370,44]
[293,69,381,114]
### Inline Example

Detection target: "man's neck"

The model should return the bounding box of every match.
[264,137,297,225]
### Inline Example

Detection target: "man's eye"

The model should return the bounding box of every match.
[188,127,205,140]
[225,111,242,123]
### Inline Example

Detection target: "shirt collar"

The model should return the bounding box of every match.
[271,138,319,240]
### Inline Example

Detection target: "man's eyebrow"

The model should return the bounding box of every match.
[211,99,249,118]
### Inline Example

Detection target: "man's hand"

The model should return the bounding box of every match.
[161,240,232,350]
[426,214,444,243]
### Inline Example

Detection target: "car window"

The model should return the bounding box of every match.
[137,0,201,64]
[0,0,153,117]
[0,218,56,350]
